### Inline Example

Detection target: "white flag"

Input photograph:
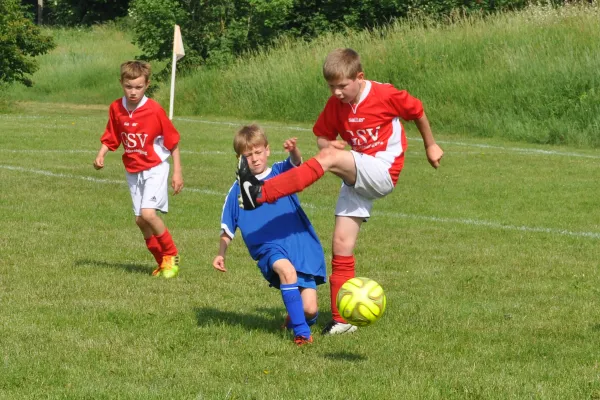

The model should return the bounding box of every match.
[169,25,185,120]
[173,25,185,61]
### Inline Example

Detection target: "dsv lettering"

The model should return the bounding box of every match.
[120,132,149,148]
[345,126,380,145]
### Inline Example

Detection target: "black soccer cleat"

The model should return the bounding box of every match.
[236,156,264,210]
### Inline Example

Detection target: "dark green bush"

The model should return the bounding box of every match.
[1,0,55,86]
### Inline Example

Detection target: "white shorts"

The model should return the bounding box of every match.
[335,151,394,219]
[126,161,170,216]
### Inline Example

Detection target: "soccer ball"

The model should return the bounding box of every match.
[336,277,386,326]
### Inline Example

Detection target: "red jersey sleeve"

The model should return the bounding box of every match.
[387,88,424,121]
[312,97,339,140]
[156,105,180,150]
[100,103,122,151]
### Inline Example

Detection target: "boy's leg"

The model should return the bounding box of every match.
[237,147,356,209]
[136,216,163,267]
[139,209,179,278]
[323,154,391,333]
[300,287,319,326]
[154,227,179,279]
[138,162,180,279]
[129,170,169,275]
[283,282,319,329]
[273,259,312,342]
[322,215,363,335]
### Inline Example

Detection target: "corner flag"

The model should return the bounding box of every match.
[169,25,185,120]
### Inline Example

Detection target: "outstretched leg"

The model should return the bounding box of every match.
[237,147,357,210]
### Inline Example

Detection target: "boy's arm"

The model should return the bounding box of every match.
[213,233,232,272]
[414,112,443,169]
[93,144,110,170]
[283,137,302,166]
[170,144,184,194]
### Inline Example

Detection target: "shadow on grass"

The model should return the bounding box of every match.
[74,258,152,275]
[194,306,282,333]
[323,351,368,362]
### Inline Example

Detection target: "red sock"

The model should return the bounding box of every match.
[259,158,324,204]
[156,229,178,256]
[330,254,356,323]
[145,235,163,265]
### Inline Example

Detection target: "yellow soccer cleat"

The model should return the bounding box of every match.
[160,255,180,279]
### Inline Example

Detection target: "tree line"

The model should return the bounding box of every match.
[5,0,536,87]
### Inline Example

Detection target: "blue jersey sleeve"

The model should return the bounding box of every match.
[220,182,239,239]
[271,157,295,176]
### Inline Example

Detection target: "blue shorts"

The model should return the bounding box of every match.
[260,250,317,290]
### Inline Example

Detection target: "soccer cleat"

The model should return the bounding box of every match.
[236,156,263,210]
[294,335,313,346]
[321,320,358,335]
[160,254,180,279]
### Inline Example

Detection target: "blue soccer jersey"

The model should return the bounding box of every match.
[220,158,327,288]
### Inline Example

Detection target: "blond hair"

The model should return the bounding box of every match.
[233,124,269,156]
[120,60,151,82]
[322,48,363,81]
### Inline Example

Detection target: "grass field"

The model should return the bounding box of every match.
[2,102,600,399]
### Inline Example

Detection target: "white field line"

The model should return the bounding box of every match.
[175,117,600,160]
[2,164,599,240]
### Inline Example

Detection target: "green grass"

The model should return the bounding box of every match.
[2,24,140,106]
[2,4,600,398]
[2,103,600,398]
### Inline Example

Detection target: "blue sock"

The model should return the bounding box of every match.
[281,283,311,338]
[306,312,318,327]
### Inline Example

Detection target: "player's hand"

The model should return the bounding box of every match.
[329,140,347,150]
[425,143,444,169]
[93,157,104,170]
[283,137,298,152]
[212,255,227,272]
[171,171,184,194]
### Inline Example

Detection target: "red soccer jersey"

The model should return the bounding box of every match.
[100,97,180,173]
[313,80,423,185]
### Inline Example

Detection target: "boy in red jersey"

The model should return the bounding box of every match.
[93,60,183,279]
[237,48,444,334]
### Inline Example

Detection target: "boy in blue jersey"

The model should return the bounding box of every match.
[212,124,327,346]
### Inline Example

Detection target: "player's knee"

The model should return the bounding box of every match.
[139,208,158,222]
[332,235,353,254]
[315,147,338,168]
[304,306,318,318]
[273,262,297,283]
[135,216,147,228]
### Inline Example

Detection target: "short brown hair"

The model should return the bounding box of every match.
[233,124,269,156]
[120,60,151,82]
[323,48,363,81]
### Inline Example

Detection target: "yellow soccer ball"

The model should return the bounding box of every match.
[337,277,386,326]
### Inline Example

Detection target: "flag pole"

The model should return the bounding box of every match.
[168,26,179,120]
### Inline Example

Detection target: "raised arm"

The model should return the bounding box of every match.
[283,137,302,166]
